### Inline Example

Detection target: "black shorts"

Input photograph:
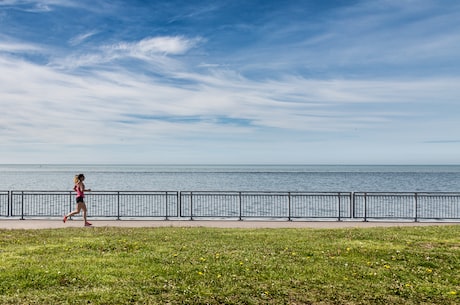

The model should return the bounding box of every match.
[76,196,85,203]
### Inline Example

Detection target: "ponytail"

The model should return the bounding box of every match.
[74,174,85,184]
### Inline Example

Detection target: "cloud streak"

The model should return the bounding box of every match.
[68,30,99,46]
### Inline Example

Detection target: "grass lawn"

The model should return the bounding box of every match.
[0,225,459,304]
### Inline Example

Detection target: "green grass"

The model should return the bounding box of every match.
[0,225,459,304]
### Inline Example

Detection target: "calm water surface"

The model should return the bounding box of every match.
[1,164,460,192]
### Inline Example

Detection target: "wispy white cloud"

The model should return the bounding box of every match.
[50,35,202,72]
[2,40,459,147]
[68,30,99,46]
[0,39,42,53]
[113,36,201,56]
[0,0,77,11]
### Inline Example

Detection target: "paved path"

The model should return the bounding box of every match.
[1,219,459,230]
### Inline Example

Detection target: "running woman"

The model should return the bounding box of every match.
[63,174,92,226]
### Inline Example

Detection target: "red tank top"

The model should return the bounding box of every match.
[74,184,84,198]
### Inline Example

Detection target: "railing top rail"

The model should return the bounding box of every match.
[9,190,179,193]
[354,191,460,194]
[6,190,460,195]
[10,190,73,193]
[180,191,352,194]
[414,192,460,194]
[4,189,460,194]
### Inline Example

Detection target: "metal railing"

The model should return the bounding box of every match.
[353,192,460,221]
[3,191,179,220]
[1,191,459,221]
[0,191,9,217]
[179,192,352,220]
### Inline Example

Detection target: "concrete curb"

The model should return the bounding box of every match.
[1,219,459,230]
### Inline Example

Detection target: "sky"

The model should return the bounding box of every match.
[1,0,460,165]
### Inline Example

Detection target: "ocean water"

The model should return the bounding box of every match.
[1,164,460,192]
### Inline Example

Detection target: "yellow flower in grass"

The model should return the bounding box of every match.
[448,291,457,295]
[261,291,270,298]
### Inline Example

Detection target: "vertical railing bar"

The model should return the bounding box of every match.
[350,192,353,219]
[179,191,183,218]
[21,191,25,220]
[338,192,341,222]
[8,191,11,217]
[352,192,356,219]
[364,192,367,222]
[288,192,291,221]
[190,192,193,220]
[117,191,120,220]
[414,192,418,222]
[239,192,242,221]
[69,191,72,220]
[165,192,169,220]
[176,191,179,218]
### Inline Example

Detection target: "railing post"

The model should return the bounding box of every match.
[239,192,242,221]
[117,191,121,220]
[190,192,193,220]
[69,191,73,219]
[179,191,182,218]
[350,192,354,219]
[8,191,11,217]
[338,192,341,222]
[288,192,291,221]
[21,191,25,220]
[414,192,418,222]
[176,191,179,218]
[364,192,368,222]
[165,192,169,221]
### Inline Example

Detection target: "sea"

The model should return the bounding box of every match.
[1,164,460,193]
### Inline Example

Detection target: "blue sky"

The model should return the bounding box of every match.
[1,0,459,164]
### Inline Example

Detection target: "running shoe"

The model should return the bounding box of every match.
[84,221,92,227]
[63,215,68,223]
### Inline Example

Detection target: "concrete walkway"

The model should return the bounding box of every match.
[1,219,459,230]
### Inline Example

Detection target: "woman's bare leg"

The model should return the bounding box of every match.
[82,204,87,223]
[66,205,82,218]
